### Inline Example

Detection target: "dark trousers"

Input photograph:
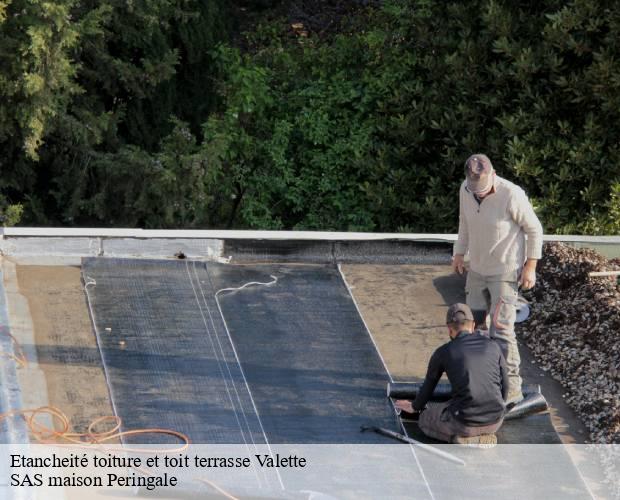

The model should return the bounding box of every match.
[418,401,503,443]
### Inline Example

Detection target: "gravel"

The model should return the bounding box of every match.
[517,242,620,444]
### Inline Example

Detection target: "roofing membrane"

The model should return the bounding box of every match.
[84,257,592,496]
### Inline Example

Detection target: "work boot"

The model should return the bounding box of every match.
[451,434,497,449]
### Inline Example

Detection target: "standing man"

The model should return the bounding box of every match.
[395,303,508,446]
[452,154,543,405]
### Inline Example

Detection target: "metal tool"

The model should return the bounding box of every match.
[360,425,466,466]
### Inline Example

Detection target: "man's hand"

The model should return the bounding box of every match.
[519,259,537,290]
[452,254,465,275]
[394,400,414,413]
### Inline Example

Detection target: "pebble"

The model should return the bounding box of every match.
[517,243,620,444]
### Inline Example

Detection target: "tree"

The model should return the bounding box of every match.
[0,0,81,223]
[0,0,232,226]
[3,0,620,232]
[198,0,620,233]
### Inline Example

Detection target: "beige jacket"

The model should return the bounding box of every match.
[454,175,543,276]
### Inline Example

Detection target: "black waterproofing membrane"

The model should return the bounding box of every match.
[82,258,591,499]
[82,258,269,445]
[82,258,394,444]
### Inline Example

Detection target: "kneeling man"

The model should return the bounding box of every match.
[395,303,508,445]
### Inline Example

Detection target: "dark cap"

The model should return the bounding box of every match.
[465,154,494,194]
[446,303,474,324]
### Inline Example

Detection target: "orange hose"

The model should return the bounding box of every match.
[0,328,239,499]
[0,406,190,453]
[0,407,243,499]
[0,329,190,452]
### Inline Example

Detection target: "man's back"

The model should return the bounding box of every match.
[433,332,507,425]
[402,303,508,444]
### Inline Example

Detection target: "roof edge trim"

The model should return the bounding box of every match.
[2,227,620,244]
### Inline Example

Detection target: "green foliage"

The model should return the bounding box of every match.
[71,119,217,228]
[196,0,620,232]
[199,1,481,230]
[1,0,620,233]
[0,197,23,227]
[0,0,81,161]
[0,0,232,226]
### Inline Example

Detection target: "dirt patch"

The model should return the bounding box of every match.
[16,265,114,433]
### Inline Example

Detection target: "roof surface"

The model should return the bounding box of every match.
[0,229,612,498]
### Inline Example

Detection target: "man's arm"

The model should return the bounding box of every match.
[453,186,468,274]
[412,349,444,411]
[521,258,538,290]
[509,189,543,289]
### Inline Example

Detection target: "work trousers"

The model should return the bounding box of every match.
[418,401,503,443]
[465,269,522,403]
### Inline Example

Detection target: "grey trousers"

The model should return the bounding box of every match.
[465,269,522,403]
[419,401,503,443]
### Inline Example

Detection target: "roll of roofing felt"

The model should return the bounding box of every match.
[504,392,549,421]
[387,383,548,420]
[387,382,541,400]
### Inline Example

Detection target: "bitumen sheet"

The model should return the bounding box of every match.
[81,258,395,444]
[207,263,395,443]
[81,258,426,497]
[81,257,591,499]
[81,258,272,447]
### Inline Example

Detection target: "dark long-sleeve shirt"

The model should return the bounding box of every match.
[412,330,508,426]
